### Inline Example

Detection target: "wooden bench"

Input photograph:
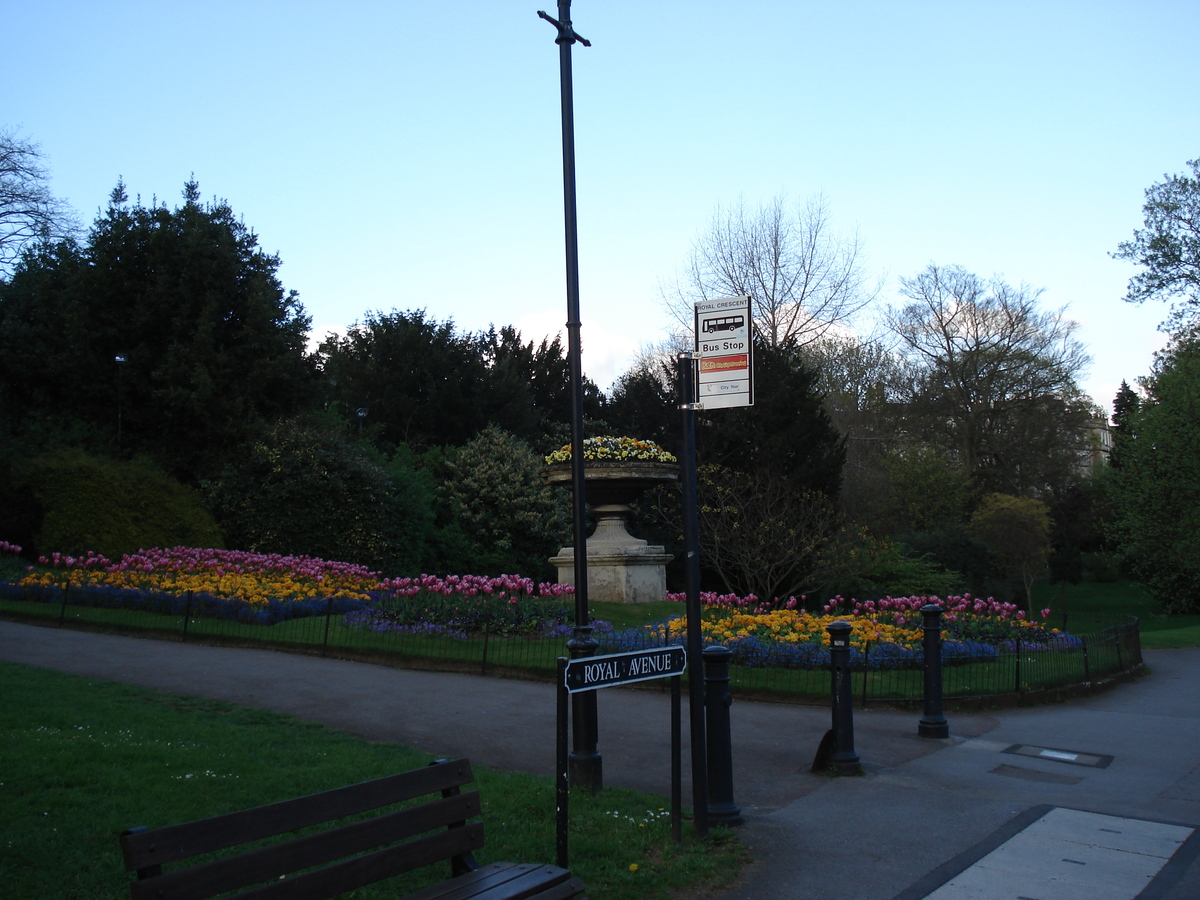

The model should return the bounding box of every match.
[119,757,585,900]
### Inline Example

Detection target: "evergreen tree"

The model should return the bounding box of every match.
[1114,158,1200,330]
[0,179,315,480]
[1107,335,1200,612]
[318,310,491,453]
[1109,379,1141,469]
[696,340,845,499]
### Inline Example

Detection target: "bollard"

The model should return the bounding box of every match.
[703,645,742,825]
[825,621,862,774]
[918,603,950,738]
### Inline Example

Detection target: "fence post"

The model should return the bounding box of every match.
[322,595,334,657]
[861,641,871,709]
[1082,635,1091,681]
[918,604,949,738]
[703,645,742,825]
[182,590,193,642]
[58,583,70,626]
[820,621,861,774]
[1014,634,1022,694]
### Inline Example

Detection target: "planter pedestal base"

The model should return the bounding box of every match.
[550,545,673,604]
[543,461,679,604]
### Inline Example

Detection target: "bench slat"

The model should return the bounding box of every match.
[400,862,582,900]
[122,758,474,870]
[128,793,482,900]
[132,823,486,900]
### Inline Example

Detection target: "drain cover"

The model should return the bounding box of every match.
[1004,744,1113,768]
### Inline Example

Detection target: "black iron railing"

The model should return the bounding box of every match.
[0,583,1142,703]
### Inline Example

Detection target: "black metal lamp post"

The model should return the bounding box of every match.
[538,1,601,792]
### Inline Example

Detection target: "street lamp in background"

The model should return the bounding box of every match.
[114,354,127,452]
[356,407,369,435]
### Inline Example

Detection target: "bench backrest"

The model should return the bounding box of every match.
[119,757,483,900]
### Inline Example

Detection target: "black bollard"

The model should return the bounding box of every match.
[703,645,742,825]
[918,603,950,738]
[826,621,862,774]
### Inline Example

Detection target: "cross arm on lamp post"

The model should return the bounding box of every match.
[536,8,590,46]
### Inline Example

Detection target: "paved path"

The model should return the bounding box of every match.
[2,620,1198,899]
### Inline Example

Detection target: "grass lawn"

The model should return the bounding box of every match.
[0,661,744,900]
[1032,579,1200,649]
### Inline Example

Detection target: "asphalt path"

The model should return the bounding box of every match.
[2,620,1198,899]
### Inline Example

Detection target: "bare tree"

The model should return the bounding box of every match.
[886,264,1096,496]
[697,464,839,601]
[661,194,878,349]
[0,128,76,277]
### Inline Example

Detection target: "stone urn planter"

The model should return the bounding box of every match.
[543,460,678,604]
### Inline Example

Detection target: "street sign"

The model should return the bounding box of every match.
[694,295,753,409]
[563,645,687,693]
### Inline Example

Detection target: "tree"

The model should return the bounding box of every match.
[1106,334,1200,612]
[662,195,877,349]
[318,310,491,453]
[434,425,569,579]
[800,334,909,523]
[0,179,315,480]
[206,417,429,574]
[886,264,1097,496]
[876,445,973,535]
[604,356,677,451]
[1114,158,1200,330]
[617,343,845,597]
[696,464,839,600]
[479,325,605,453]
[1109,379,1141,470]
[968,493,1053,609]
[696,340,845,500]
[0,128,77,279]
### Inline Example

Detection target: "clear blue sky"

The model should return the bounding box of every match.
[5,1,1198,414]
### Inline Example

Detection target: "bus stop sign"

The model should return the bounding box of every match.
[694,295,754,409]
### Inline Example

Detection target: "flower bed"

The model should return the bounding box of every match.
[8,546,580,637]
[0,543,1138,701]
[348,574,581,638]
[598,591,1075,671]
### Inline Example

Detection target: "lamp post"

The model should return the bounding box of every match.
[539,0,601,792]
[356,407,369,435]
[114,354,127,452]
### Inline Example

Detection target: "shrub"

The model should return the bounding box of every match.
[205,418,427,575]
[434,426,570,580]
[822,530,964,602]
[10,450,222,558]
[1080,552,1121,583]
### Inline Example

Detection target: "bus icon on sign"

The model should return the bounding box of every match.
[702,315,745,334]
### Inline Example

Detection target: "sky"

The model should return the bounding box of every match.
[5,1,1199,416]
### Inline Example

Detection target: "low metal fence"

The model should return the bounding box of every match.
[715,616,1144,705]
[0,583,1141,704]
